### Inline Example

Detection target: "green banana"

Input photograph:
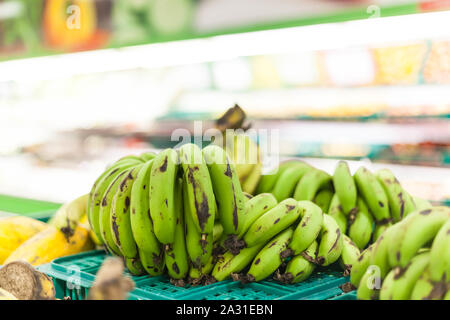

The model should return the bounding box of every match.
[271,162,312,202]
[164,179,189,280]
[255,160,299,194]
[246,227,294,282]
[110,165,142,258]
[98,169,131,256]
[350,244,374,287]
[316,214,343,266]
[130,160,161,256]
[202,145,245,235]
[390,206,450,268]
[149,148,179,244]
[388,251,431,300]
[138,246,164,276]
[88,160,140,243]
[410,268,446,300]
[243,198,300,247]
[412,196,432,211]
[429,219,450,282]
[281,240,317,284]
[212,243,266,282]
[313,189,334,214]
[379,268,395,300]
[333,161,357,215]
[348,198,374,250]
[369,223,397,279]
[357,267,380,300]
[179,143,216,234]
[140,151,156,162]
[354,167,390,223]
[237,193,278,238]
[125,256,146,276]
[213,222,224,244]
[328,194,347,234]
[294,169,332,201]
[373,222,392,243]
[376,168,415,222]
[340,235,361,275]
[183,180,213,269]
[289,201,323,255]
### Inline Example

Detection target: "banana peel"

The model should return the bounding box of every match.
[4,214,94,266]
[0,216,48,264]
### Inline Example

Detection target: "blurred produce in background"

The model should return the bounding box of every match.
[0,0,449,206]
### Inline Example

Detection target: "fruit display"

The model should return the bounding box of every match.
[1,195,95,266]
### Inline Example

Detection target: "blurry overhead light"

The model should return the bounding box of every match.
[0,10,450,82]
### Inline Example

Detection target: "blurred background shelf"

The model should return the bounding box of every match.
[0,0,448,204]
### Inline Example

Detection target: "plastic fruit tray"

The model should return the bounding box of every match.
[37,250,353,300]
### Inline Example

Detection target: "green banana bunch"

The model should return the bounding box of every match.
[164,179,189,280]
[246,227,294,282]
[211,243,266,282]
[279,240,317,284]
[149,148,179,244]
[313,189,334,214]
[339,235,361,275]
[271,162,312,202]
[316,214,343,266]
[179,143,216,235]
[289,201,323,255]
[202,145,245,235]
[327,194,347,235]
[347,198,374,250]
[110,165,142,258]
[333,161,357,215]
[389,206,450,268]
[375,168,415,222]
[428,219,450,282]
[243,198,300,248]
[99,169,132,256]
[380,250,431,300]
[354,167,390,224]
[294,169,332,201]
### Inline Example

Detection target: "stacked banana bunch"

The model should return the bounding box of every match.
[350,206,450,300]
[86,144,348,285]
[255,160,432,252]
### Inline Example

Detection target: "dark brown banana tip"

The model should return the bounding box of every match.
[170,278,186,287]
[280,248,294,259]
[239,274,255,284]
[224,235,246,255]
[339,282,356,293]
[342,265,352,277]
[316,256,326,265]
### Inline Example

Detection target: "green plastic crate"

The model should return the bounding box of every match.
[37,250,349,300]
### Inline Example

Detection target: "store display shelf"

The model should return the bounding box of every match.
[0,194,60,222]
[37,250,350,301]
